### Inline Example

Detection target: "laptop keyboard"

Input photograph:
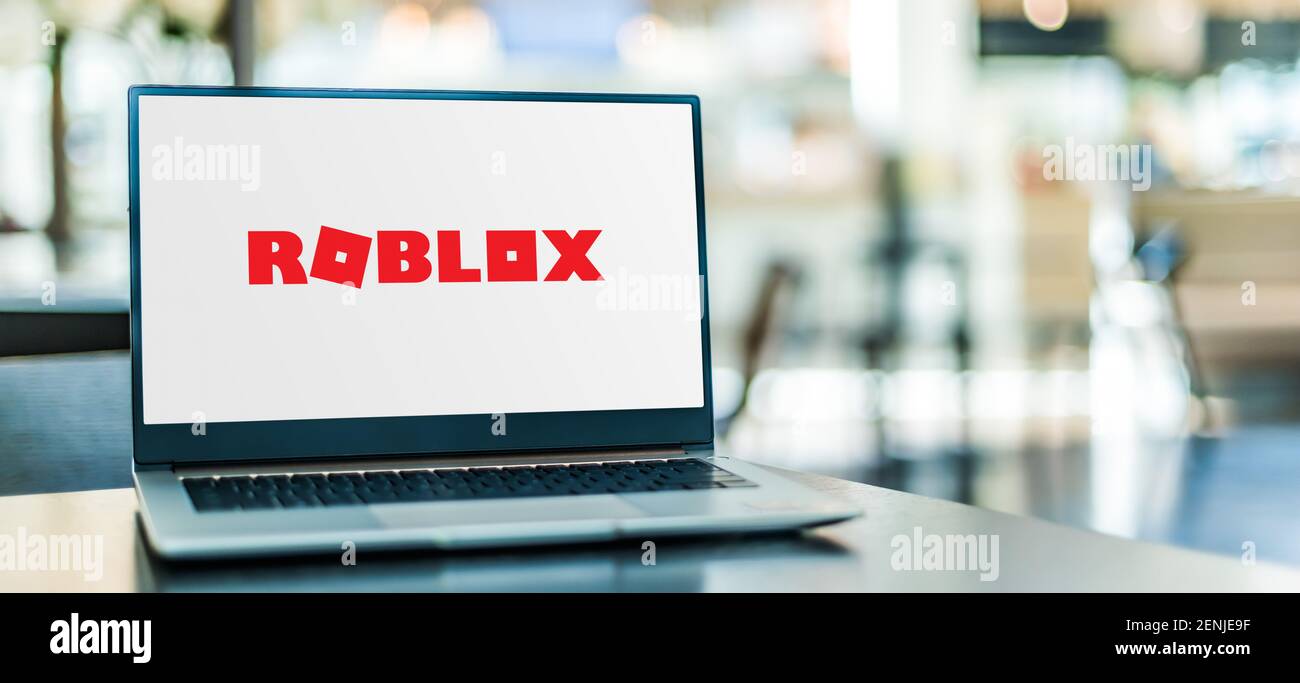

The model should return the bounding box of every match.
[182,458,756,513]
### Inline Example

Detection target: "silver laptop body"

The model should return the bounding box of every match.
[128,86,859,560]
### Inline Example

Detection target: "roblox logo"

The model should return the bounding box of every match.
[248,226,602,287]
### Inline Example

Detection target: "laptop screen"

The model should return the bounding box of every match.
[136,94,705,426]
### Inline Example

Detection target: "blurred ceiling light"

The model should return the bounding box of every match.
[0,0,46,65]
[1109,1,1203,77]
[849,0,901,146]
[256,0,307,52]
[379,1,433,48]
[1156,0,1197,34]
[430,5,499,66]
[818,0,852,74]
[441,6,496,46]
[50,0,134,31]
[443,6,488,30]
[1022,0,1068,32]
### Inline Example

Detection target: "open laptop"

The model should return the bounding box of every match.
[128,85,860,559]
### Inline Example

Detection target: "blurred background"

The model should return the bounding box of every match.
[2,0,1299,566]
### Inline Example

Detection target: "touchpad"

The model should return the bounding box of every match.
[373,497,648,528]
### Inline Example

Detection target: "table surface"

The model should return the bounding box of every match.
[3,351,1299,592]
[4,470,1300,592]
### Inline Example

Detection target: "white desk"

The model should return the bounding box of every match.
[3,467,1298,592]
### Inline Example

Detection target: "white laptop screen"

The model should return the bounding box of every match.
[136,94,704,425]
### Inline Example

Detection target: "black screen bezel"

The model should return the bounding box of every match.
[128,85,714,465]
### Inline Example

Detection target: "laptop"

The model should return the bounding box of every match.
[128,85,860,559]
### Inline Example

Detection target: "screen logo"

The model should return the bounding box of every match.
[248,226,602,287]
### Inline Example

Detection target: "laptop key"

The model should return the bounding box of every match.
[189,490,240,511]
[317,491,363,507]
[277,494,315,508]
[241,493,279,509]
[357,489,398,503]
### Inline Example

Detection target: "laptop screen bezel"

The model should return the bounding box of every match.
[128,85,714,465]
